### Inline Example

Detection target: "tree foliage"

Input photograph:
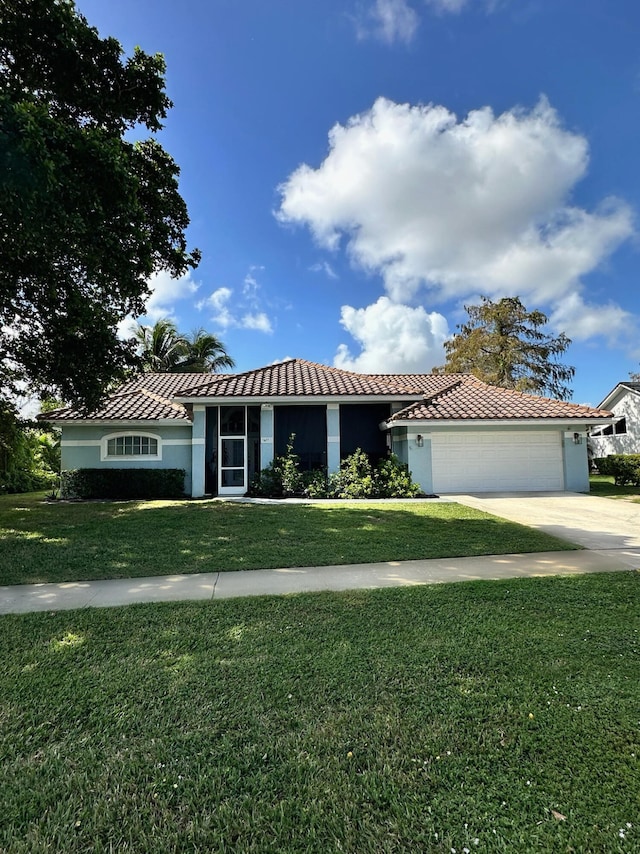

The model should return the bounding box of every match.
[0,404,60,493]
[441,296,575,400]
[0,0,200,410]
[134,319,235,373]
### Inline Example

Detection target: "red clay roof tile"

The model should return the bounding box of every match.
[41,362,612,423]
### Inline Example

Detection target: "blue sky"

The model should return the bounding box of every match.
[76,0,640,405]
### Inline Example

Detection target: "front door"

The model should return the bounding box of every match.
[218,406,247,496]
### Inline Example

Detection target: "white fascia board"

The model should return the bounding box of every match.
[173,395,421,405]
[384,417,617,429]
[47,418,191,427]
[597,384,640,410]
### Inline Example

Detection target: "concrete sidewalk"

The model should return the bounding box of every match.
[2,548,638,614]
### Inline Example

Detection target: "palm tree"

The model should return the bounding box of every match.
[176,328,235,373]
[134,320,235,373]
[134,319,187,372]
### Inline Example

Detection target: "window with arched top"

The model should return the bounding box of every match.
[101,433,161,461]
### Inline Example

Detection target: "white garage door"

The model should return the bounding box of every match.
[431,431,564,493]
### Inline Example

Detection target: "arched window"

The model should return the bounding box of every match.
[101,433,161,461]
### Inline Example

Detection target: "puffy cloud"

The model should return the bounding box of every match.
[549,292,633,343]
[198,286,235,328]
[116,270,199,338]
[241,312,273,333]
[356,0,419,44]
[198,274,274,334]
[334,296,449,372]
[143,270,199,321]
[277,96,635,340]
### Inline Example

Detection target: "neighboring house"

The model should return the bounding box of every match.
[43,359,614,496]
[589,382,640,457]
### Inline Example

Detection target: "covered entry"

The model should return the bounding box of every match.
[431,431,564,493]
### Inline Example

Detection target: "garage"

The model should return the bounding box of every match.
[431,431,564,493]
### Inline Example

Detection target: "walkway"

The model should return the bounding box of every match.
[1,548,637,615]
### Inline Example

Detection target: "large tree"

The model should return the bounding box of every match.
[0,0,200,410]
[441,296,575,400]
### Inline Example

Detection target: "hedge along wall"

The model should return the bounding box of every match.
[61,469,186,499]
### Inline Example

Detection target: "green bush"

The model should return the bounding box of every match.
[61,468,186,499]
[374,455,422,498]
[594,455,640,486]
[251,442,422,500]
[249,435,305,498]
[328,449,376,499]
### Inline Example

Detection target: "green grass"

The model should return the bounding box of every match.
[590,475,640,502]
[0,492,577,586]
[0,573,638,853]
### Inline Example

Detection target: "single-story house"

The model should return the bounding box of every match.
[43,358,614,496]
[589,381,640,456]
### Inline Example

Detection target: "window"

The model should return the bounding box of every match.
[615,417,627,435]
[102,433,160,460]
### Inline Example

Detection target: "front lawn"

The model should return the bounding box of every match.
[0,492,577,586]
[589,475,640,502]
[1,573,638,853]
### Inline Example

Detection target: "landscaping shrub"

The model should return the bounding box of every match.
[61,468,186,499]
[250,440,421,499]
[328,448,376,498]
[593,454,640,486]
[249,435,305,498]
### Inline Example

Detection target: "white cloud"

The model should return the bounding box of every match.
[116,270,200,339]
[334,296,449,372]
[241,312,273,334]
[277,96,635,342]
[309,260,339,279]
[198,273,274,335]
[549,292,633,343]
[143,270,199,321]
[198,286,235,329]
[356,0,419,44]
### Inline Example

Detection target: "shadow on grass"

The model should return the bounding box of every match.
[0,493,576,586]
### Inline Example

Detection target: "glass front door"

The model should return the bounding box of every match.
[218,406,247,495]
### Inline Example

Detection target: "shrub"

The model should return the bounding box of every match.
[61,468,186,499]
[249,434,305,498]
[374,455,422,498]
[251,443,421,500]
[594,455,640,486]
[328,449,376,499]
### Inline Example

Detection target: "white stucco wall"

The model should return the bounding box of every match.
[590,389,640,457]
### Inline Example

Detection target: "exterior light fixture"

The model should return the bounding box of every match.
[416,434,424,448]
[573,432,582,445]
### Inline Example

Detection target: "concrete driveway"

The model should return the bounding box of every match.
[450,491,640,568]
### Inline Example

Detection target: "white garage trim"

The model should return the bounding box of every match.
[431,431,564,493]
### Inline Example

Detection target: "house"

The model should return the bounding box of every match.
[43,358,614,496]
[589,382,640,457]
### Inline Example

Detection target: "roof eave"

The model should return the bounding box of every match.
[44,417,192,427]
[174,393,423,405]
[597,383,640,410]
[385,416,616,429]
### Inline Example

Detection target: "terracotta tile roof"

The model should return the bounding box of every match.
[388,375,613,422]
[177,359,426,398]
[41,362,613,424]
[41,372,220,421]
